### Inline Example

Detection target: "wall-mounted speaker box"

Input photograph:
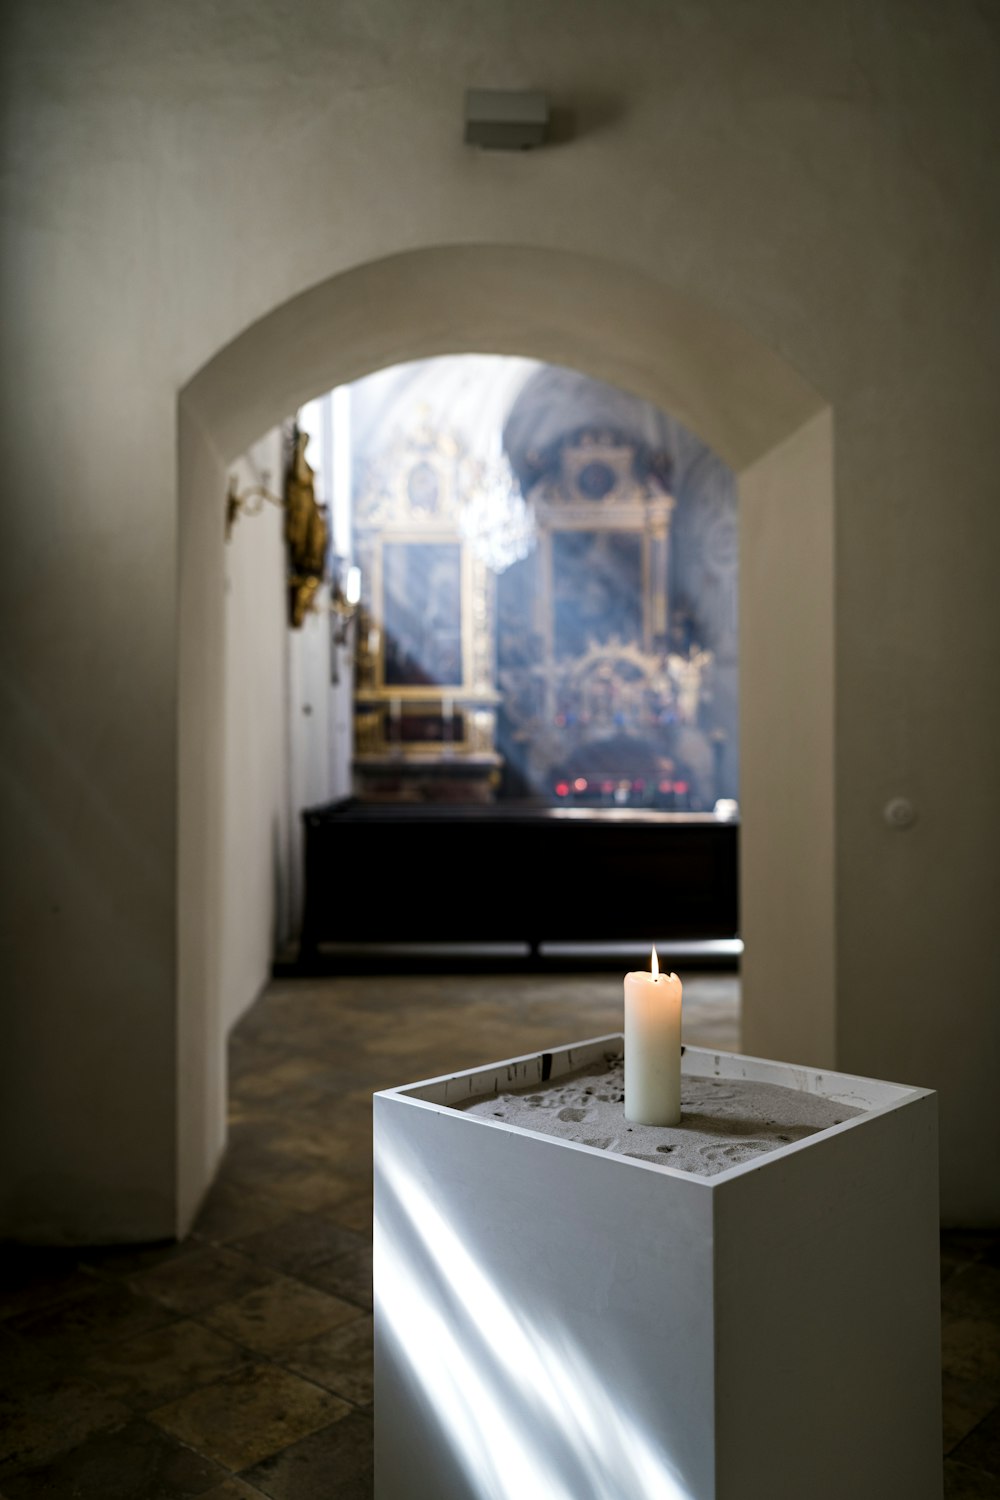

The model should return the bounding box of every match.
[463,88,549,149]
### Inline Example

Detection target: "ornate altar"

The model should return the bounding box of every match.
[349,408,719,807]
[350,420,503,802]
[496,430,718,808]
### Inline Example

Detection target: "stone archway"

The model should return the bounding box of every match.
[177,243,833,1232]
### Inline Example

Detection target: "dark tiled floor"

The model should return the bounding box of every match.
[1,971,997,1497]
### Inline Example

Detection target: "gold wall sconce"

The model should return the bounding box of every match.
[330,558,362,648]
[329,556,361,685]
[225,474,282,539]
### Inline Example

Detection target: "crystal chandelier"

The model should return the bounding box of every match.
[459,450,537,574]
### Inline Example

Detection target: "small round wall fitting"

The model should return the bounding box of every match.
[883,797,917,829]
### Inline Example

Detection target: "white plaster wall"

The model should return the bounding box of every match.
[176,401,229,1233]
[221,430,291,1032]
[286,598,334,933]
[739,411,835,1070]
[220,413,343,1036]
[328,634,357,804]
[329,385,362,805]
[1,0,998,1237]
[287,397,342,932]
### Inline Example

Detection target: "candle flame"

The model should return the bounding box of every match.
[650,947,659,979]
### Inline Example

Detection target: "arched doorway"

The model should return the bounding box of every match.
[177,243,833,1232]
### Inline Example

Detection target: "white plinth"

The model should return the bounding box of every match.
[373,1036,942,1500]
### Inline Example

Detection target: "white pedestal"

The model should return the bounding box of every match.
[373,1037,942,1500]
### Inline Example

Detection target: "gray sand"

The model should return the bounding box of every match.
[452,1051,862,1176]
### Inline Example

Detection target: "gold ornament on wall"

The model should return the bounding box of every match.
[284,426,329,628]
[225,422,360,636]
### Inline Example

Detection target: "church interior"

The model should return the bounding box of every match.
[2,1,998,1496]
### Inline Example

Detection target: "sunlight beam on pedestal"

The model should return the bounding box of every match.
[376,1142,695,1500]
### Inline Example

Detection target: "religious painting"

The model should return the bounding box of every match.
[382,540,463,688]
[552,530,643,659]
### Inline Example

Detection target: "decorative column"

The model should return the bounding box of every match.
[645,493,676,651]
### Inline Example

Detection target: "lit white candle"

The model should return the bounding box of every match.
[624,949,682,1125]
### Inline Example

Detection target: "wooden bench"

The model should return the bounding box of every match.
[298,798,739,969]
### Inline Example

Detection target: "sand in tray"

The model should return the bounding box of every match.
[451,1051,863,1176]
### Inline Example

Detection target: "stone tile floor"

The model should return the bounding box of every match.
[1,970,997,1497]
